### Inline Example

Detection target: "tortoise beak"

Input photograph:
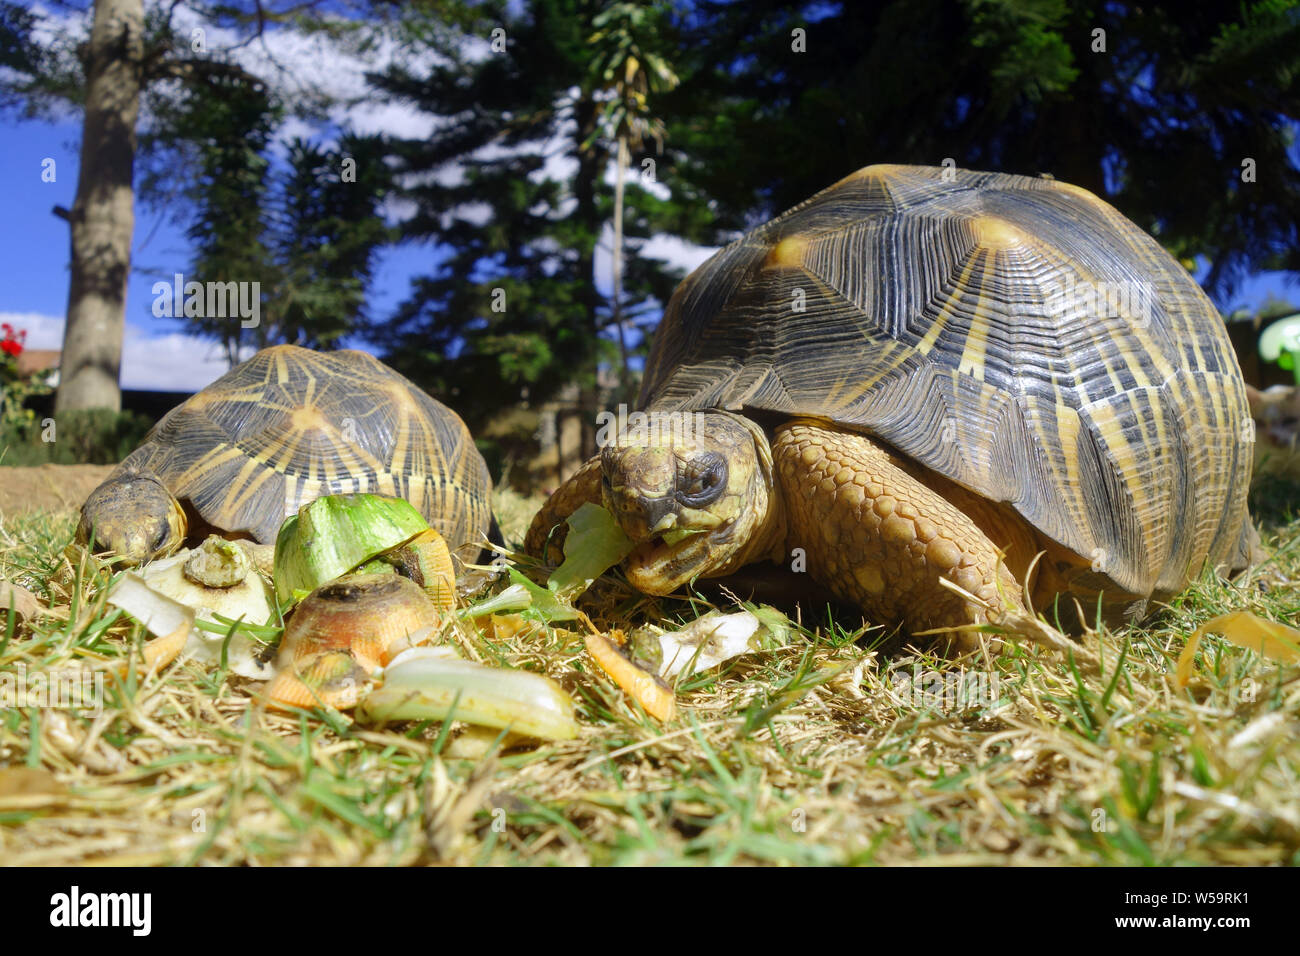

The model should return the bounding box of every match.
[603,492,677,541]
[650,512,677,534]
[642,498,678,535]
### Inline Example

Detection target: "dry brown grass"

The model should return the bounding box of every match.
[1,485,1298,866]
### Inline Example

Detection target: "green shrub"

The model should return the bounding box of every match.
[0,409,154,466]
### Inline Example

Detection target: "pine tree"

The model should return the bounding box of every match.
[269,134,394,350]
[162,72,277,365]
[368,0,702,432]
[665,0,1300,298]
[160,74,394,358]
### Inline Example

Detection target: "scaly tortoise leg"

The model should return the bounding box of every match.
[524,456,604,563]
[772,420,1028,646]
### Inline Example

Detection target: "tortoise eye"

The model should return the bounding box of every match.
[678,453,727,507]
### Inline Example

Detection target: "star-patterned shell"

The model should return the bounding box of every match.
[111,345,492,559]
[640,165,1253,600]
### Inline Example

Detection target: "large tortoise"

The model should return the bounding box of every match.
[80,345,494,566]
[527,164,1255,637]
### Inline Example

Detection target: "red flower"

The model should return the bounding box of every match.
[1,324,26,357]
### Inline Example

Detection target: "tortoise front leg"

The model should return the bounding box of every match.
[772,420,1027,644]
[524,456,604,563]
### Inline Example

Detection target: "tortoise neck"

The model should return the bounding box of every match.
[715,412,787,571]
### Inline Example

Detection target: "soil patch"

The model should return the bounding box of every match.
[0,464,115,518]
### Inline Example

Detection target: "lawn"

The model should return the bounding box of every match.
[0,481,1297,866]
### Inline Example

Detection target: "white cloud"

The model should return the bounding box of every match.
[639,233,721,274]
[1,311,242,393]
[602,155,672,202]
[591,227,719,297]
[205,8,447,148]
[341,100,441,141]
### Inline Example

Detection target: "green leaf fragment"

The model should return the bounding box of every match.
[273,494,430,605]
[548,502,633,601]
[460,582,535,618]
[509,568,581,622]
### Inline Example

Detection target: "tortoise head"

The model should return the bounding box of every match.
[600,411,785,594]
[78,473,187,565]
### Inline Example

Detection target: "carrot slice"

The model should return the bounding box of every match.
[585,631,676,721]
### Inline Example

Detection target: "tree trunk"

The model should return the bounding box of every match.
[56,0,145,414]
[574,93,603,462]
[611,134,631,398]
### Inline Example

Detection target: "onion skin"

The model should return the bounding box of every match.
[380,529,456,611]
[358,653,580,741]
[264,651,374,710]
[266,572,445,710]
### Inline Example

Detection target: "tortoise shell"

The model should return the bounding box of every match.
[640,165,1253,600]
[110,345,492,557]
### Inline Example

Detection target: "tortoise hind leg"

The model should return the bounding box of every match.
[771,419,1028,647]
[524,456,604,562]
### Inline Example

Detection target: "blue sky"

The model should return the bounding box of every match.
[1,115,444,388]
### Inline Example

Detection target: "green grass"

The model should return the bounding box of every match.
[0,487,1298,866]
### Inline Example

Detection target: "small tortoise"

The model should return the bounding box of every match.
[80,345,494,566]
[527,165,1255,636]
